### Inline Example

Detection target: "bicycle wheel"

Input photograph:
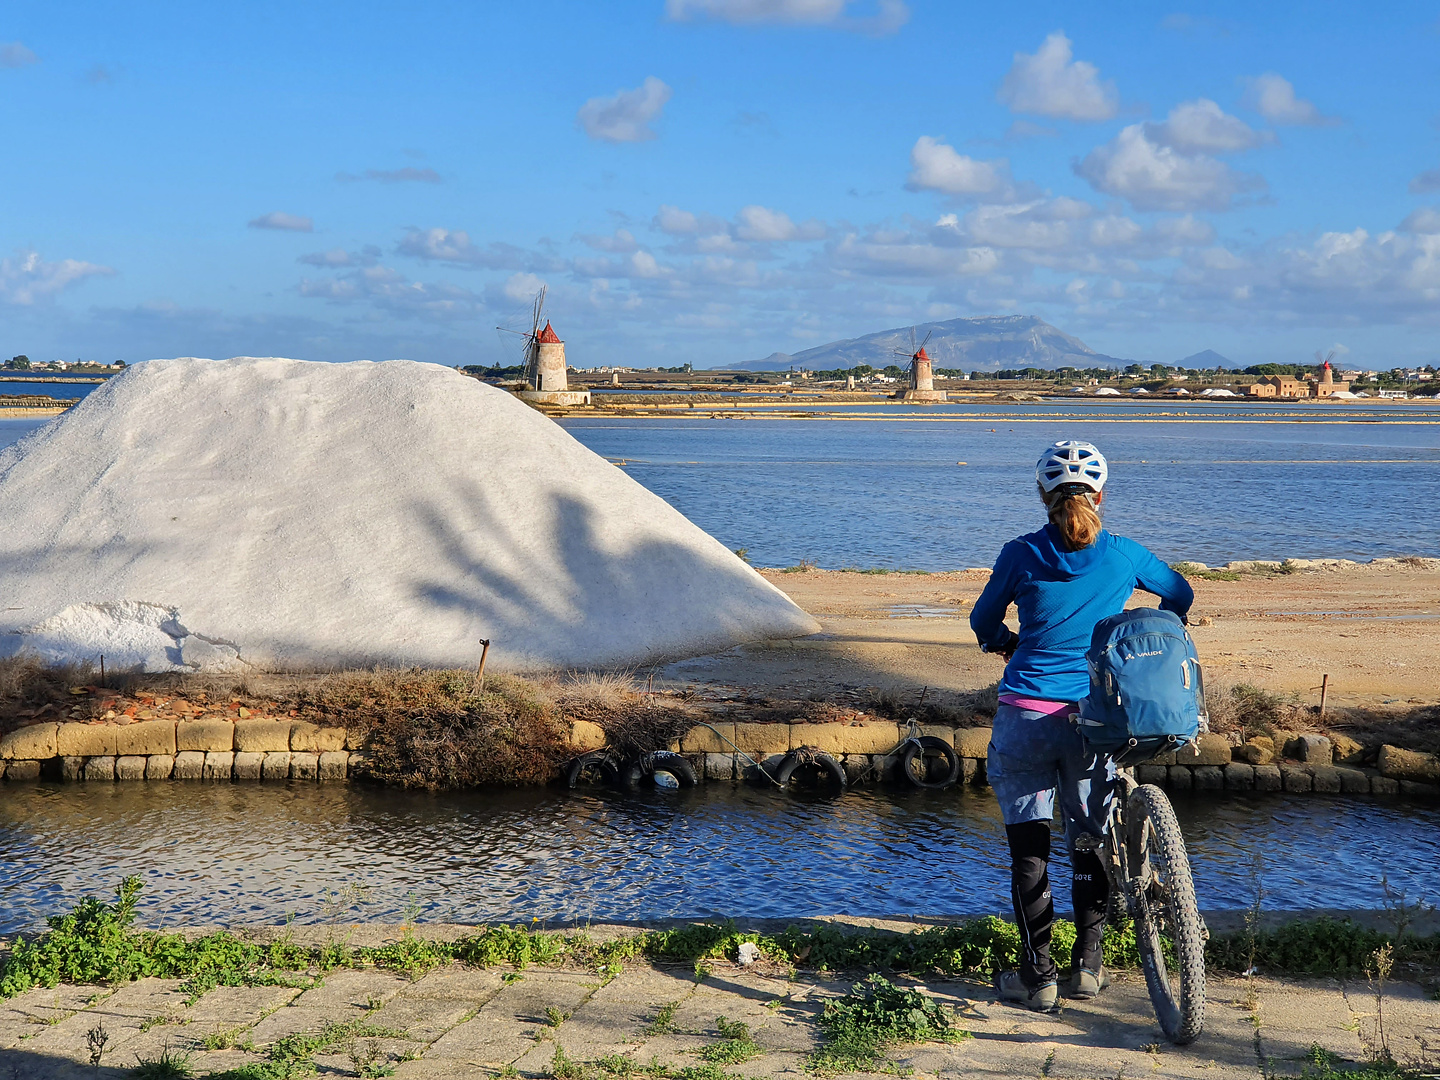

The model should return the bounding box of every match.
[898,737,960,789]
[1126,784,1206,1045]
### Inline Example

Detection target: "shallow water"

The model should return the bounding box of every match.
[1,782,1436,933]
[559,404,1440,569]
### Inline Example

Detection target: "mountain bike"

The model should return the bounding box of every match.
[1073,768,1206,1044]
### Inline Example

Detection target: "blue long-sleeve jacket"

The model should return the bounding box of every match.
[970,524,1194,702]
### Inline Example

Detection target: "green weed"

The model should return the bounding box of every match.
[201,1027,245,1051]
[646,1001,681,1036]
[808,975,969,1074]
[130,1044,194,1078]
[698,1017,762,1064]
[545,1006,569,1027]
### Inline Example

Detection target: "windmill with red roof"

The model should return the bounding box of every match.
[894,327,949,402]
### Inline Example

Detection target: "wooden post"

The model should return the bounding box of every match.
[474,639,491,695]
[1318,673,1329,718]
[99,654,106,689]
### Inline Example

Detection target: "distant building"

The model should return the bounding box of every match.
[1248,360,1351,399]
[900,345,947,402]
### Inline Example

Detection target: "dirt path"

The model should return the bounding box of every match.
[661,561,1440,711]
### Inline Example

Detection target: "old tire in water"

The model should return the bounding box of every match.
[623,751,699,790]
[566,750,621,789]
[776,749,847,792]
[1127,783,1207,1045]
[898,736,961,789]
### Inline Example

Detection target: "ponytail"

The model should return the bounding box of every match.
[1041,486,1103,550]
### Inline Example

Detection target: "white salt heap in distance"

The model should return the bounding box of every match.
[0,358,819,672]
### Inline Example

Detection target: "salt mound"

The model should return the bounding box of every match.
[0,358,818,672]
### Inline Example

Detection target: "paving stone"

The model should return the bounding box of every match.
[0,986,113,1050]
[290,968,410,1011]
[680,723,733,754]
[235,719,293,753]
[426,971,599,1063]
[290,721,347,752]
[318,749,348,780]
[203,750,234,780]
[176,719,236,752]
[114,720,176,757]
[233,750,265,780]
[1256,977,1366,1076]
[290,752,320,780]
[178,984,303,1026]
[21,978,188,1060]
[262,751,292,780]
[0,722,58,759]
[56,722,116,757]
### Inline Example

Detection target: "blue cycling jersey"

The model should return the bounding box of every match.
[969,524,1194,702]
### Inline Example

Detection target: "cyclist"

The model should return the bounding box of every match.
[970,441,1193,1012]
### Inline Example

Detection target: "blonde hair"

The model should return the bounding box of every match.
[1041,485,1103,550]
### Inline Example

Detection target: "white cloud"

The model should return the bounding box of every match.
[1148,98,1268,153]
[1410,169,1440,195]
[335,167,441,183]
[906,136,1009,197]
[503,272,547,301]
[655,205,701,234]
[298,264,487,320]
[0,250,113,305]
[1075,124,1262,211]
[577,77,672,143]
[665,0,909,35]
[298,246,380,268]
[0,41,38,68]
[736,205,826,242]
[1400,207,1440,234]
[395,228,563,272]
[248,211,313,232]
[578,228,640,253]
[1242,73,1336,127]
[997,32,1117,122]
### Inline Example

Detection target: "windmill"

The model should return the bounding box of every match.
[894,327,936,393]
[496,286,549,389]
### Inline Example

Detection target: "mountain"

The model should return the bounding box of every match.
[717,315,1128,373]
[1182,349,1231,368]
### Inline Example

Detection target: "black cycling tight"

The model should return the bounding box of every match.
[1005,822,1109,986]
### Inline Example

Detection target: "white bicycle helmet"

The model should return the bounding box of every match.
[1036,440,1107,494]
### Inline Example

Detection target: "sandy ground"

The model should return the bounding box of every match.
[660,562,1440,712]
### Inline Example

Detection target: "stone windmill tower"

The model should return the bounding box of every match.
[500,286,590,406]
[895,328,948,402]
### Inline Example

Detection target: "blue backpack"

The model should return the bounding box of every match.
[1076,608,1207,765]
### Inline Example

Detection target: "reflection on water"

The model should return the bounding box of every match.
[1,782,1436,932]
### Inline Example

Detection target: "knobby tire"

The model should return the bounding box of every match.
[1127,783,1206,1045]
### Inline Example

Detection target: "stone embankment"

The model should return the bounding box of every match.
[6,711,1438,797]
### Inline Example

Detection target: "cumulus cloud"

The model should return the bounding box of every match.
[1075,124,1263,211]
[1242,74,1337,126]
[997,32,1117,122]
[0,250,114,305]
[248,212,314,232]
[298,264,486,319]
[906,136,1009,197]
[1147,99,1269,153]
[665,0,909,35]
[335,167,441,183]
[733,204,825,242]
[395,227,564,272]
[297,246,380,268]
[577,77,672,143]
[655,205,702,234]
[1409,169,1440,194]
[0,41,38,68]
[503,272,547,301]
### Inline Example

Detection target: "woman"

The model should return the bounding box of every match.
[970,440,1193,1012]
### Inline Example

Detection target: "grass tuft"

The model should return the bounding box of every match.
[809,975,969,1074]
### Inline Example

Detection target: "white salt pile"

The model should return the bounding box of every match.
[0,358,819,672]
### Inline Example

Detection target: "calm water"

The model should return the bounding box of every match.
[0,379,102,398]
[0,782,1435,933]
[559,402,1440,569]
[5,398,1437,568]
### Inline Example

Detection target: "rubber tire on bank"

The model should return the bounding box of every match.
[898,736,961,789]
[776,750,847,792]
[1127,783,1207,1045]
[566,750,621,789]
[623,751,699,790]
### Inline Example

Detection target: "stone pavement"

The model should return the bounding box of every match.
[0,957,1435,1078]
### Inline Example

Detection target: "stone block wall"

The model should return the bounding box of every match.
[0,718,358,783]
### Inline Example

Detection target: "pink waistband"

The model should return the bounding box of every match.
[998,694,1073,716]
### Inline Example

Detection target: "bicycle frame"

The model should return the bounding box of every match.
[1073,768,1142,922]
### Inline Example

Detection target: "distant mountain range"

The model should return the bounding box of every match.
[716,315,1130,373]
[1181,349,1231,368]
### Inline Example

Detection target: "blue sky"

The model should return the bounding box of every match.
[3,0,1439,369]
